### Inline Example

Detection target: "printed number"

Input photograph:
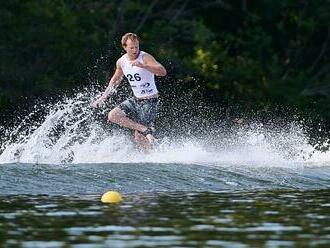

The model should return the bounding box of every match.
[126,73,141,81]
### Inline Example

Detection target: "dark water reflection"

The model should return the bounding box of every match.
[1,189,329,247]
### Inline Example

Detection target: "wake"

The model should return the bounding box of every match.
[0,89,329,167]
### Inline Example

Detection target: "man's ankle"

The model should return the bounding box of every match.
[146,134,156,144]
[141,127,154,136]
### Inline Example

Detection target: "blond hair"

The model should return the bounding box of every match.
[121,33,140,47]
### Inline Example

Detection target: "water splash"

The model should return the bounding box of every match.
[0,89,329,167]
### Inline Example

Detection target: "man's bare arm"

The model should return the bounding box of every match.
[130,53,167,76]
[91,60,124,107]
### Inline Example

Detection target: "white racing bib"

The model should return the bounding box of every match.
[119,51,158,98]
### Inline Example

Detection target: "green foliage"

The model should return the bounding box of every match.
[0,0,114,103]
[0,0,330,120]
[189,0,330,118]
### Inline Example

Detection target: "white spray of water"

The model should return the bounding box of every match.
[0,91,329,167]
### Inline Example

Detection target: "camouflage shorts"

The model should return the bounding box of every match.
[118,97,159,127]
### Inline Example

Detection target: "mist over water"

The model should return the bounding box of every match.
[0,88,329,167]
[0,86,330,231]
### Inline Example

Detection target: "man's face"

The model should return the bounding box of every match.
[124,39,139,58]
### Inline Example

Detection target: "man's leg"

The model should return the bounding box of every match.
[134,130,152,153]
[108,107,148,133]
[108,107,154,151]
[108,107,156,144]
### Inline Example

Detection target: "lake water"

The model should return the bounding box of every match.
[1,162,329,247]
[1,93,330,247]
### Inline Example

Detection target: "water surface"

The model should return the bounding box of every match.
[1,162,329,247]
[1,92,330,247]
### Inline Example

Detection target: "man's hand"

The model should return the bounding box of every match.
[130,60,145,68]
[91,97,106,108]
[91,87,117,108]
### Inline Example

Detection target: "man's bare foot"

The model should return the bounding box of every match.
[146,134,156,144]
[232,117,244,124]
[141,127,156,144]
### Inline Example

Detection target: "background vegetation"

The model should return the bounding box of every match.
[1,0,330,124]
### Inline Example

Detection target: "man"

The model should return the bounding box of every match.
[92,33,167,151]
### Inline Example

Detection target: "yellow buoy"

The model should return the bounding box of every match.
[101,191,122,203]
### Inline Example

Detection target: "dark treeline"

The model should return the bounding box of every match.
[1,0,330,123]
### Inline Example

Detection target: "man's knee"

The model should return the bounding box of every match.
[134,131,145,143]
[108,108,123,123]
[107,110,115,122]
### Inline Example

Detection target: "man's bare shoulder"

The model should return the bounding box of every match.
[116,56,125,68]
[142,52,157,63]
[142,51,153,58]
